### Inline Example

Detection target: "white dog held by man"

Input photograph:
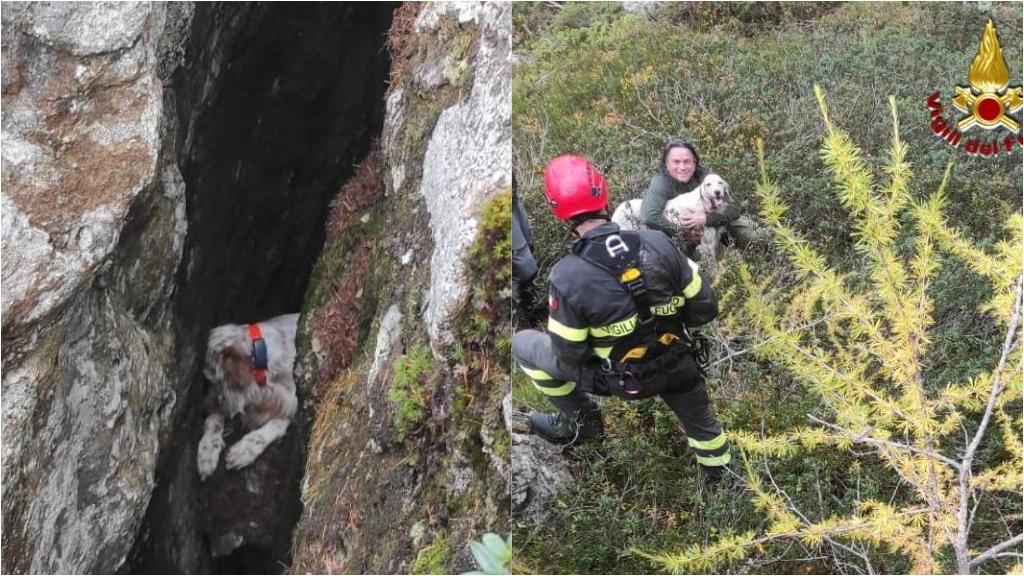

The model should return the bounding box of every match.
[198,313,299,480]
[611,173,733,275]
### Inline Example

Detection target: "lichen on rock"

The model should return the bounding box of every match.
[1,1,163,336]
[1,4,184,572]
[417,1,512,349]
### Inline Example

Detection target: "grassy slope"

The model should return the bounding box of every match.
[512,3,1023,574]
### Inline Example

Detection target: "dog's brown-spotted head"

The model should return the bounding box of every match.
[220,346,254,391]
[204,326,255,391]
[700,174,732,213]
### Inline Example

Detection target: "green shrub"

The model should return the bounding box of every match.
[388,345,434,440]
[513,3,1023,574]
[411,532,451,575]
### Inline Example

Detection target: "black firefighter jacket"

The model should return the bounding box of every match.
[545,221,718,381]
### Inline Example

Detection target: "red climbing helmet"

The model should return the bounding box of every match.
[543,155,608,222]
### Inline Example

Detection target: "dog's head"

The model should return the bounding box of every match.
[700,174,732,213]
[204,325,255,393]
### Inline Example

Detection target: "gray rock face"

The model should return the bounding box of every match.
[505,394,572,523]
[289,3,512,572]
[367,304,404,389]
[621,1,658,16]
[13,3,153,56]
[1,4,188,572]
[416,1,512,349]
[511,433,572,521]
[1,2,163,334]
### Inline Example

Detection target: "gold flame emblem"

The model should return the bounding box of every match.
[953,20,1023,132]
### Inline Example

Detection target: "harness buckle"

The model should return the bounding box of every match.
[624,277,647,298]
[599,357,616,375]
[679,327,710,376]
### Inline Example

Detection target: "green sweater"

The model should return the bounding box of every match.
[641,168,740,238]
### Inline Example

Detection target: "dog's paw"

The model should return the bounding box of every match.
[197,433,225,481]
[225,437,265,470]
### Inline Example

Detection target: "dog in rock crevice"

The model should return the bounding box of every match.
[197,313,299,480]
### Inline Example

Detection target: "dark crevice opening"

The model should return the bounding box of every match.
[124,3,396,574]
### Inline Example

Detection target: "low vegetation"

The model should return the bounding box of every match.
[512,3,1022,574]
[388,345,435,440]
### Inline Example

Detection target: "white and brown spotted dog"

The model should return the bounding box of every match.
[197,313,299,480]
[611,173,733,276]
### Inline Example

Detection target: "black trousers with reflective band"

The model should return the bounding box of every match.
[513,329,730,467]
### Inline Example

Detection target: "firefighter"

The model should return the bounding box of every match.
[513,154,732,479]
[512,174,541,325]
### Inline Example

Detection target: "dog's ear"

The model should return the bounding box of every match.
[204,325,249,385]
[723,179,734,203]
[220,346,253,390]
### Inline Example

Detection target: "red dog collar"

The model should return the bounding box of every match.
[247,323,268,386]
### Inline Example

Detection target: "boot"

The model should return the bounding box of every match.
[700,460,739,488]
[701,463,727,481]
[529,391,604,446]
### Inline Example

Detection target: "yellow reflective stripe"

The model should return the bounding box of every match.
[593,346,612,359]
[651,302,677,316]
[533,380,576,396]
[696,452,732,467]
[688,433,729,451]
[548,316,588,342]
[652,295,689,316]
[590,315,637,338]
[520,366,554,381]
[683,260,702,298]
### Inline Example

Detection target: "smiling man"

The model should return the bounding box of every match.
[642,138,756,251]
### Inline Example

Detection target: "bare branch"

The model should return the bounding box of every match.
[708,313,836,369]
[956,273,1024,574]
[633,83,666,132]
[967,490,983,537]
[760,452,877,575]
[963,272,1023,463]
[806,414,962,470]
[970,533,1024,567]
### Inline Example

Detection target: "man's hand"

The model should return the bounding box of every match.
[678,208,707,229]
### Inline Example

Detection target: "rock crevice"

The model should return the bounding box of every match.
[2,3,394,573]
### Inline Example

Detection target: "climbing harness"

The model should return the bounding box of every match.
[575,230,709,395]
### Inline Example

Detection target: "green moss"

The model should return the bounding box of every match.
[493,332,512,362]
[355,237,397,357]
[388,345,434,440]
[469,189,513,282]
[304,204,391,315]
[490,430,510,461]
[305,239,353,312]
[459,189,512,355]
[410,532,451,575]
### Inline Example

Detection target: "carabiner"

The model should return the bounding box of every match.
[619,371,643,395]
